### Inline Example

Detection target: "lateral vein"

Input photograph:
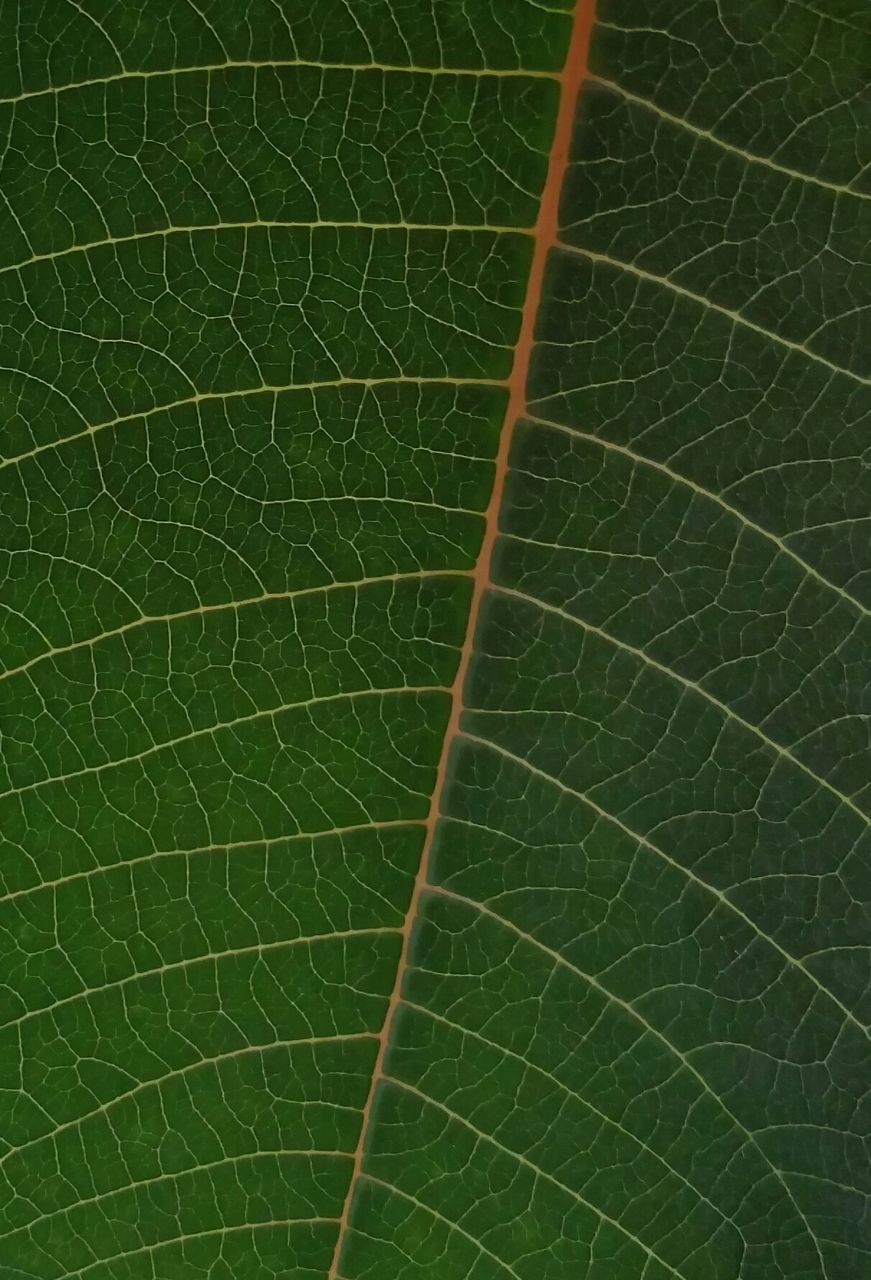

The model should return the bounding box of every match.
[0,57,560,108]
[588,75,870,200]
[460,728,869,1042]
[554,241,871,387]
[524,413,871,618]
[494,582,868,822]
[425,883,830,1273]
[1,219,533,280]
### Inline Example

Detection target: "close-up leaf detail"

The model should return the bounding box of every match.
[0,2,868,1278]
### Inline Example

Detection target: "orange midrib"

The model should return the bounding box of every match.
[327,3,597,1272]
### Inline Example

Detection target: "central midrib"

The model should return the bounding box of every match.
[324,1,599,1274]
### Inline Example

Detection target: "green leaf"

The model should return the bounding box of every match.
[0,3,868,1279]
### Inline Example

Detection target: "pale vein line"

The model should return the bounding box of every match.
[588,75,869,200]
[349,1174,524,1280]
[239,493,476,513]
[0,683,447,802]
[400,998,738,1230]
[0,569,467,686]
[554,241,871,387]
[460,729,868,1042]
[496,583,868,822]
[0,57,559,107]
[0,376,506,475]
[795,515,871,534]
[759,1122,856,1137]
[788,1169,870,1198]
[46,1219,342,1280]
[0,1034,376,1172]
[425,884,829,1277]
[384,1076,689,1279]
[1,927,397,1035]
[524,413,871,618]
[0,819,421,908]
[789,0,871,32]
[505,531,656,559]
[9,1151,351,1239]
[0,219,532,280]
[64,0,124,71]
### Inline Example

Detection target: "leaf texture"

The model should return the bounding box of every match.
[335,4,871,1280]
[0,3,868,1280]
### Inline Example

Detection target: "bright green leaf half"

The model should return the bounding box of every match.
[0,3,868,1279]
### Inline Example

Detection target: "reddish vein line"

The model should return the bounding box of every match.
[326,6,596,1274]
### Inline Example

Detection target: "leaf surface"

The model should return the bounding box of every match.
[0,3,868,1279]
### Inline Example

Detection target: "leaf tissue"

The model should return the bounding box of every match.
[0,1,868,1278]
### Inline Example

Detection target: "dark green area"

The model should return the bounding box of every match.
[2,1,869,1278]
[591,0,871,190]
[344,3,871,1280]
[559,84,871,376]
[0,3,565,1275]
